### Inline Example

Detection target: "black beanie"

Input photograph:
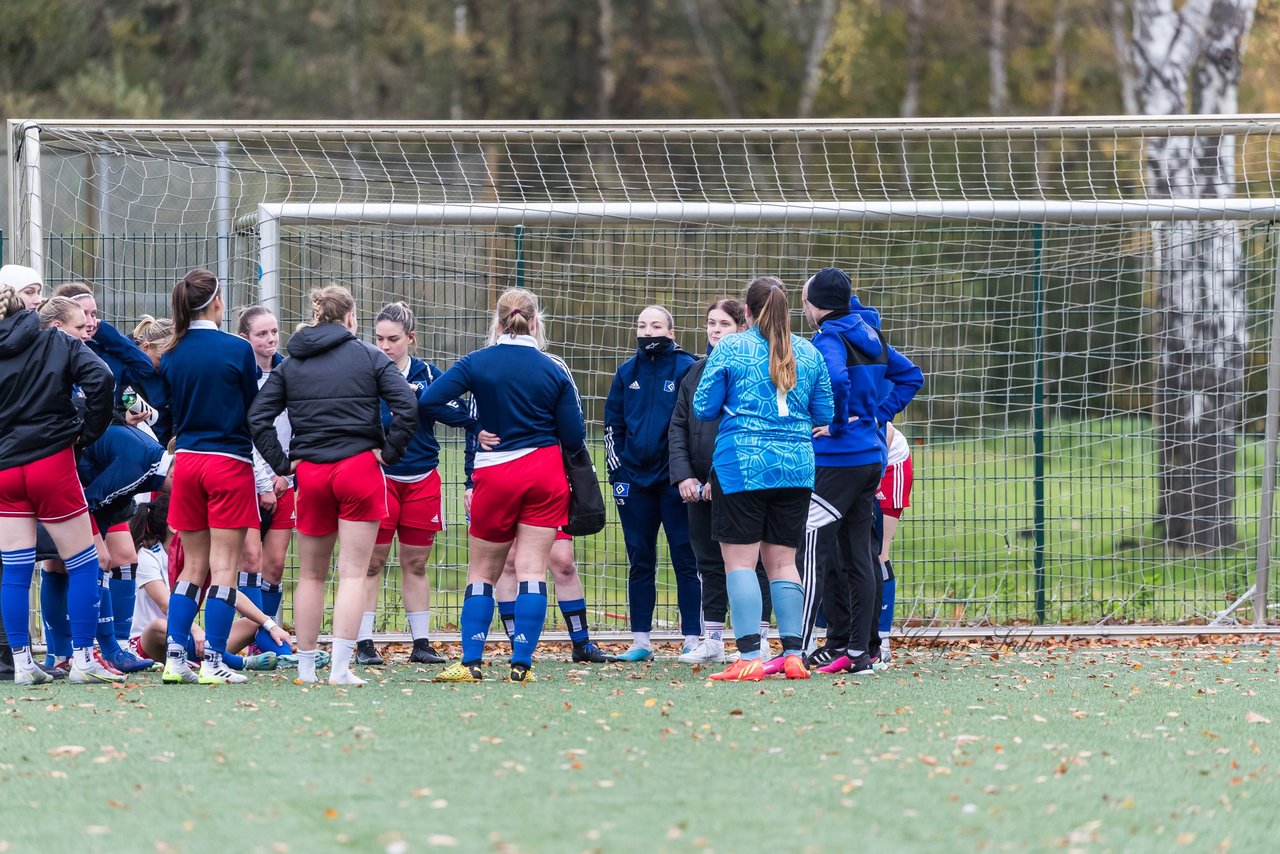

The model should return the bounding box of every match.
[805,267,851,310]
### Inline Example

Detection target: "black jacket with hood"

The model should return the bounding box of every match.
[0,309,114,468]
[667,356,717,485]
[247,324,418,474]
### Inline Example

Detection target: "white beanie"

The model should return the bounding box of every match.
[0,264,42,290]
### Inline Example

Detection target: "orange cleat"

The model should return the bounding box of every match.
[782,655,810,680]
[709,658,765,682]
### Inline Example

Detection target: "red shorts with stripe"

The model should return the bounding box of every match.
[169,452,259,531]
[0,447,89,523]
[295,452,387,537]
[268,488,296,531]
[377,469,443,547]
[107,522,130,534]
[469,445,569,543]
[876,456,913,518]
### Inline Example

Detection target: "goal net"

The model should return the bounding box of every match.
[10,118,1280,639]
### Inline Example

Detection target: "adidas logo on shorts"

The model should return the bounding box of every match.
[431,514,440,523]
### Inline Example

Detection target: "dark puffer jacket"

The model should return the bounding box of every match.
[0,309,114,467]
[247,324,418,473]
[667,356,717,485]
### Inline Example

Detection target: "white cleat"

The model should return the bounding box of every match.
[13,664,53,686]
[678,637,727,665]
[198,660,248,685]
[70,657,126,684]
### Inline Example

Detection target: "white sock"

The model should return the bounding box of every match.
[329,669,366,687]
[297,649,317,684]
[73,646,94,669]
[406,610,430,641]
[683,634,700,648]
[760,622,770,641]
[705,622,724,642]
[358,611,375,642]
[632,631,651,650]
[12,647,34,670]
[331,638,356,676]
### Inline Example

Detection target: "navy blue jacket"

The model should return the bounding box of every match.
[78,424,167,527]
[382,356,477,478]
[88,320,156,417]
[157,323,260,459]
[604,338,696,488]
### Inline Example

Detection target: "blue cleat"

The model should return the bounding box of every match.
[611,646,653,663]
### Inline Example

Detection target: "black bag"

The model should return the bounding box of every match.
[561,445,606,537]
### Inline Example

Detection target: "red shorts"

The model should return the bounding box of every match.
[377,470,443,547]
[0,447,89,523]
[876,456,913,518]
[169,453,259,531]
[469,445,569,543]
[555,529,573,542]
[269,488,296,531]
[107,522,130,535]
[166,532,210,602]
[295,452,387,537]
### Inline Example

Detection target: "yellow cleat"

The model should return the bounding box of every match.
[434,662,484,683]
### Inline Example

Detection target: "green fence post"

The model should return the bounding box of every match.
[514,224,525,289]
[1032,223,1047,624]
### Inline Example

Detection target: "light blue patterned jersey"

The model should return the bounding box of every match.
[692,327,834,494]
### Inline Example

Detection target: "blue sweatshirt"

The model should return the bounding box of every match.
[849,295,924,426]
[157,322,260,458]
[88,320,156,412]
[382,356,477,479]
[604,338,696,488]
[78,424,167,512]
[693,328,834,494]
[811,311,893,468]
[420,335,585,460]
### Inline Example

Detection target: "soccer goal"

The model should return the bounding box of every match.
[10,117,1280,640]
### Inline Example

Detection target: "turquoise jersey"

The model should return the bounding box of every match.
[692,328,834,494]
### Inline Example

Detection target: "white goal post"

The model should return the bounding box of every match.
[11,117,1280,640]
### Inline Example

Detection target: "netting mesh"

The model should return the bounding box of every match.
[12,119,1280,635]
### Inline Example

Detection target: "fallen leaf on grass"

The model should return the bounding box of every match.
[85,826,110,836]
[1245,712,1270,725]
[1177,833,1196,845]
[48,745,85,757]
[426,835,458,847]
[325,808,338,819]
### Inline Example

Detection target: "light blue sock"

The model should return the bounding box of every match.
[769,579,805,657]
[460,582,494,664]
[511,581,548,667]
[725,568,763,660]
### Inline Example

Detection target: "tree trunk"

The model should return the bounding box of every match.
[796,0,836,118]
[451,0,467,120]
[900,0,924,193]
[596,0,616,118]
[1036,0,1070,193]
[1110,0,1138,114]
[1132,0,1256,551]
[988,0,1008,114]
[680,0,741,118]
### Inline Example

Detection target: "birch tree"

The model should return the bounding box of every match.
[1131,0,1256,550]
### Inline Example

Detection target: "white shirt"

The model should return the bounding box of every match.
[130,544,169,640]
[886,425,911,467]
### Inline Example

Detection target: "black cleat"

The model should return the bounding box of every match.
[805,644,841,668]
[409,638,446,665]
[571,641,611,663]
[36,660,67,680]
[355,639,384,666]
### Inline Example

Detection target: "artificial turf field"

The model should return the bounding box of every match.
[2,641,1279,853]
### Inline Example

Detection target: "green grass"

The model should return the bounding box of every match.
[4,644,1279,852]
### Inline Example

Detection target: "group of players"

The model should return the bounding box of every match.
[0,260,917,686]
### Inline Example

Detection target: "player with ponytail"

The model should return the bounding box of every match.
[693,276,833,681]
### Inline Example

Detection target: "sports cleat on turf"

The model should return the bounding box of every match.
[571,641,611,664]
[354,639,384,666]
[242,651,279,671]
[13,664,53,686]
[105,649,155,674]
[71,655,126,684]
[95,649,124,676]
[709,658,765,682]
[315,650,332,669]
[409,639,447,665]
[329,669,366,687]
[37,660,67,680]
[198,660,248,685]
[761,655,787,677]
[435,662,484,683]
[612,646,653,663]
[507,663,535,683]
[678,637,727,665]
[805,645,841,669]
[276,653,299,668]
[162,656,199,684]
[782,655,811,680]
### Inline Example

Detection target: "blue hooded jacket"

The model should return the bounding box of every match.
[604,337,696,489]
[810,310,892,468]
[381,356,477,478]
[848,295,924,427]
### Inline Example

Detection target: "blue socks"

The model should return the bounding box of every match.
[460,582,495,665]
[109,565,136,641]
[40,569,73,662]
[96,571,128,657]
[183,636,243,670]
[511,581,547,667]
[204,586,237,658]
[166,581,201,652]
[260,581,284,621]
[879,574,896,637]
[498,599,517,642]
[769,579,805,656]
[725,568,763,659]
[1,548,37,648]
[64,545,100,649]
[558,597,590,644]
[239,572,292,655]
